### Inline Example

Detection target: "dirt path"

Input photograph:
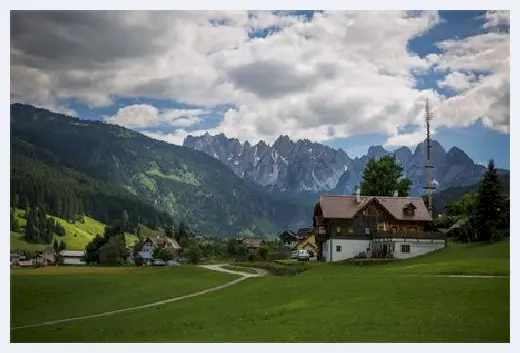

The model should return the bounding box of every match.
[11,264,264,331]
[199,264,269,277]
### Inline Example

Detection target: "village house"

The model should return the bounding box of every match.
[142,236,181,257]
[35,248,55,266]
[296,233,317,255]
[279,230,301,248]
[137,251,154,266]
[279,227,314,249]
[313,189,445,262]
[60,250,87,265]
[236,236,266,254]
[136,236,182,265]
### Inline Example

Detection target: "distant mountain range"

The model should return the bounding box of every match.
[184,133,509,198]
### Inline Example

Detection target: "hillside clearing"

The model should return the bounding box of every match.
[10,208,141,251]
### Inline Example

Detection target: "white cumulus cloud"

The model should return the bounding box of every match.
[104,104,206,129]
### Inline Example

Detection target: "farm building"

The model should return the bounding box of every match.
[141,236,181,259]
[60,250,87,265]
[236,236,265,253]
[313,189,445,262]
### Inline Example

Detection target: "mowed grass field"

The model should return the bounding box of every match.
[11,241,509,343]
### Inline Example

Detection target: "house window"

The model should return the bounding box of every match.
[336,245,342,252]
[401,244,410,253]
[336,226,341,234]
[408,227,417,235]
[348,227,354,234]
[404,207,415,216]
[391,227,397,234]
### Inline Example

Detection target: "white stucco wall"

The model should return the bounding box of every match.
[322,237,445,262]
[63,257,86,265]
[324,239,370,262]
[392,238,445,259]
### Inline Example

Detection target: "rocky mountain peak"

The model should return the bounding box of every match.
[447,146,473,166]
[183,133,499,197]
[367,145,388,160]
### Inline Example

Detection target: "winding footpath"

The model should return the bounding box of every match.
[11,264,266,331]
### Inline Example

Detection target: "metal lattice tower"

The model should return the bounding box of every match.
[423,99,436,217]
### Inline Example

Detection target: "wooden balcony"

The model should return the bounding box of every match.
[371,231,445,240]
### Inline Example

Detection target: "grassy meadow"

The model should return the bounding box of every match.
[11,240,509,343]
[10,208,158,251]
[11,266,238,328]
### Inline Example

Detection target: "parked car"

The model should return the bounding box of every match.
[296,249,310,261]
[291,250,298,259]
[307,250,315,258]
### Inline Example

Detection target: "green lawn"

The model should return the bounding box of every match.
[11,266,237,329]
[11,241,510,343]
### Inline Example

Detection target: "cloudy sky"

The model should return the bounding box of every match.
[10,10,510,168]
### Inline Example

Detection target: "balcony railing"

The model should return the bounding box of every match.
[371,231,445,240]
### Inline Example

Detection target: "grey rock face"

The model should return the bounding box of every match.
[184,134,498,197]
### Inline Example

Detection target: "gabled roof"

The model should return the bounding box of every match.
[279,230,299,240]
[316,195,432,222]
[241,237,265,248]
[144,236,181,250]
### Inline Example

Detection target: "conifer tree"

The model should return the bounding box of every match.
[473,160,507,241]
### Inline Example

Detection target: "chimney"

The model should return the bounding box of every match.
[356,186,361,204]
[393,190,399,197]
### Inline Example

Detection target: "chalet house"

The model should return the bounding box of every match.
[313,190,445,262]
[141,236,182,259]
[279,231,300,248]
[35,249,55,266]
[60,250,87,265]
[236,236,266,253]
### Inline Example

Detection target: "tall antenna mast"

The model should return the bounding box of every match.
[423,99,436,217]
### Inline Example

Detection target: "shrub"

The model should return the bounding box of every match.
[187,245,202,264]
[258,246,268,260]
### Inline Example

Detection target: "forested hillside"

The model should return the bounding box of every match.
[10,104,310,237]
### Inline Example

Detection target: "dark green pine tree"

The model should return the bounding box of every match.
[12,193,19,212]
[24,198,31,218]
[121,209,129,231]
[473,160,507,242]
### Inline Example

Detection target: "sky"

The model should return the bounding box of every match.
[10,10,510,168]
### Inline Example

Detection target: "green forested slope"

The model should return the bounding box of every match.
[10,104,309,236]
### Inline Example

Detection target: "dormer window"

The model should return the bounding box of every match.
[403,203,416,217]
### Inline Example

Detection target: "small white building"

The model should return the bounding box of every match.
[60,250,86,265]
[314,191,446,262]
